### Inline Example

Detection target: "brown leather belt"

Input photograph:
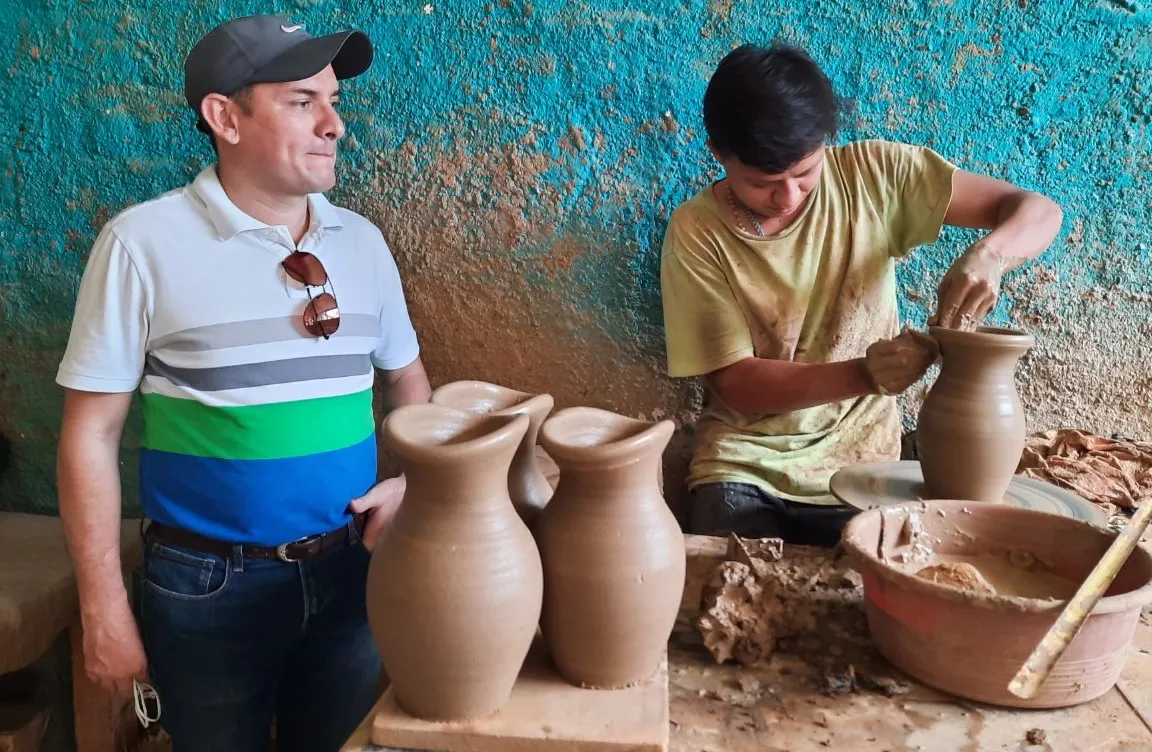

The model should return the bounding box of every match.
[144,514,366,563]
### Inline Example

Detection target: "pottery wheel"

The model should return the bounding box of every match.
[829,460,1108,525]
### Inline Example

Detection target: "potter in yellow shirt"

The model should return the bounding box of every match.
[662,44,1062,546]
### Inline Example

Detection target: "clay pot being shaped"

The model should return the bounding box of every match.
[916,326,1035,503]
[430,380,555,526]
[535,407,686,689]
[366,404,543,721]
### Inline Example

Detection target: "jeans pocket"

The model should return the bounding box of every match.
[143,542,231,601]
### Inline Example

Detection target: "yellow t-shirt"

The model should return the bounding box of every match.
[660,139,957,505]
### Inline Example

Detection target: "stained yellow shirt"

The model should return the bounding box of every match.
[660,139,957,505]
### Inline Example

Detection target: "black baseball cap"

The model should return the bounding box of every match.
[184,15,373,127]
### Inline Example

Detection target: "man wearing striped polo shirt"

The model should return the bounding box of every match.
[55,16,429,751]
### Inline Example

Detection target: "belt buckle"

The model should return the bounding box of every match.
[275,534,318,562]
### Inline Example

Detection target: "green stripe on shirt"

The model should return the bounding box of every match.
[141,389,375,460]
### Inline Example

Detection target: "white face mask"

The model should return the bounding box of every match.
[133,679,162,728]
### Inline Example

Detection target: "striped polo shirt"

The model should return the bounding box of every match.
[57,166,420,545]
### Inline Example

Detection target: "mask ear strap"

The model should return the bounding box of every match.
[133,679,162,728]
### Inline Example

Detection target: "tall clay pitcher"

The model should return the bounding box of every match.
[535,407,685,689]
[366,404,543,721]
[916,326,1035,503]
[430,380,555,526]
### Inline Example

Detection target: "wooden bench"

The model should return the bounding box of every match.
[0,512,143,752]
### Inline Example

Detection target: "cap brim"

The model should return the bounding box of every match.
[251,30,373,86]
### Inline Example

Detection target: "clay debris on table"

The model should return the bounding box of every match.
[1018,429,1152,514]
[817,662,910,698]
[695,534,864,667]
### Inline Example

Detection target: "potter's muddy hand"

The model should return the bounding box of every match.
[862,328,939,396]
[1008,498,1152,699]
[929,244,1006,330]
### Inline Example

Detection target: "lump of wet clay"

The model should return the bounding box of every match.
[696,561,777,665]
[727,534,783,576]
[696,534,864,666]
[915,561,996,595]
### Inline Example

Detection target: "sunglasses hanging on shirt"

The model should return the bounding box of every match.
[282,251,341,339]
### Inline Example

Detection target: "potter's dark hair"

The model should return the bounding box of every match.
[703,43,840,174]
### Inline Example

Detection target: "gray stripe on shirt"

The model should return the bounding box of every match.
[150,313,380,352]
[144,353,374,392]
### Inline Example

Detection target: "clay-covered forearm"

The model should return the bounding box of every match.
[57,395,132,618]
[706,356,875,414]
[974,191,1062,272]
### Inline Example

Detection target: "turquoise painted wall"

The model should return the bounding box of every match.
[2,0,1149,514]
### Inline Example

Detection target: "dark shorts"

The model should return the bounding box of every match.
[687,482,857,548]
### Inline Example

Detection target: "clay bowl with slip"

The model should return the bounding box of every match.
[841,499,1152,709]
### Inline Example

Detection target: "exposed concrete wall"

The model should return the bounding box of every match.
[1,0,1148,515]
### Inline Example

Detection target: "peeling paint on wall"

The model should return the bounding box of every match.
[1,0,1149,515]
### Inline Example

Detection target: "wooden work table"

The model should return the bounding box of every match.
[343,534,1152,752]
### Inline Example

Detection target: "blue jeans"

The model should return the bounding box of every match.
[131,522,381,752]
[688,482,857,548]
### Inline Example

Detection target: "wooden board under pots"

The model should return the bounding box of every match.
[370,638,669,752]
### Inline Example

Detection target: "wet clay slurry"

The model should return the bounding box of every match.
[916,326,1035,503]
[535,407,686,689]
[366,404,543,721]
[430,380,555,527]
[917,553,1080,600]
[842,501,1152,708]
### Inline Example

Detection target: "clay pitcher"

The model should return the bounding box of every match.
[916,326,1035,503]
[535,407,685,689]
[430,380,555,526]
[366,404,543,721]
